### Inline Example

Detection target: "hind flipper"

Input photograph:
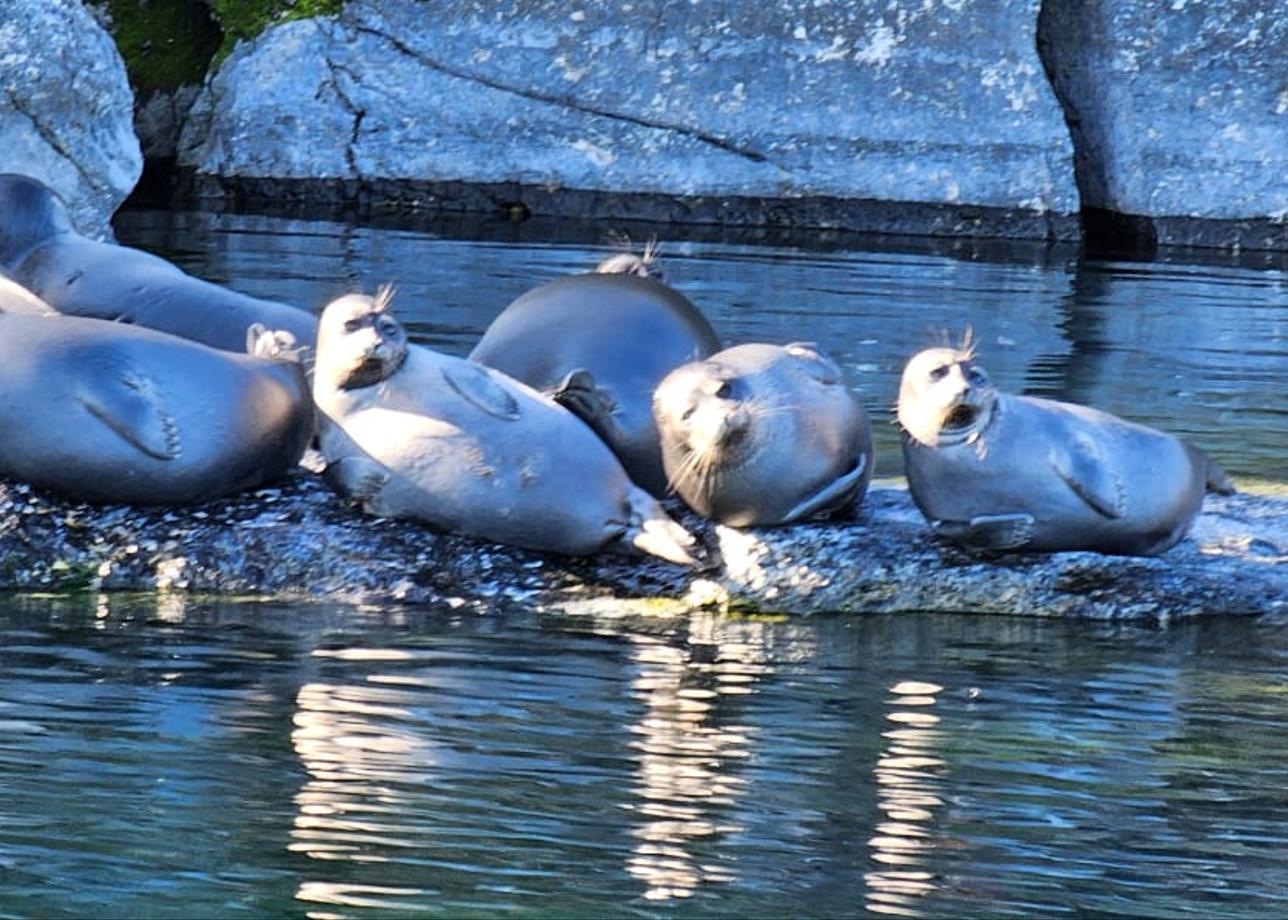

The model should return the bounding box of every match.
[324,455,393,514]
[551,368,625,442]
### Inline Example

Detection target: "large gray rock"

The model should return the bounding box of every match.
[0,0,141,238]
[1040,2,1288,249]
[178,0,1079,238]
[0,457,1282,620]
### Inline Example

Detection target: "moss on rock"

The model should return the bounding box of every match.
[101,0,222,95]
[207,0,344,60]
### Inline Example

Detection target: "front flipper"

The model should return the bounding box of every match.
[932,513,1035,551]
[550,368,622,436]
[780,454,869,524]
[613,486,697,566]
[441,362,521,420]
[324,455,392,513]
[78,369,180,461]
[1049,436,1124,519]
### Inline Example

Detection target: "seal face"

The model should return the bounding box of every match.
[653,342,874,527]
[313,290,697,565]
[897,346,1234,556]
[0,173,318,354]
[0,313,312,505]
[469,270,721,496]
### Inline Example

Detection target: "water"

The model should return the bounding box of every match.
[114,209,1288,489]
[6,594,1288,917]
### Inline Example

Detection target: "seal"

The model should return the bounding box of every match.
[469,264,721,496]
[0,313,313,505]
[312,288,698,565]
[0,173,317,354]
[897,344,1236,556]
[653,342,874,527]
[0,275,54,315]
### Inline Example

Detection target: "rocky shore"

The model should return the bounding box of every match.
[2,454,1282,620]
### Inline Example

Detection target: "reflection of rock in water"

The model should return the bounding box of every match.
[623,613,808,902]
[865,680,946,916]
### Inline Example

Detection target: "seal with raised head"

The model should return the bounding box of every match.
[0,173,317,353]
[312,288,698,565]
[653,342,874,527]
[0,314,312,505]
[897,345,1235,556]
[469,254,721,496]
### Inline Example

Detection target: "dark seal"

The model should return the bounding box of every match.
[470,268,721,496]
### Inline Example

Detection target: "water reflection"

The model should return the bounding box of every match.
[865,680,947,916]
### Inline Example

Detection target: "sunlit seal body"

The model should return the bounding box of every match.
[313,289,697,564]
[897,346,1235,556]
[0,314,312,505]
[469,264,721,496]
[653,342,873,527]
[0,173,317,353]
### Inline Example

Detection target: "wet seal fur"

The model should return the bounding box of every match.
[312,288,698,565]
[897,345,1235,556]
[0,309,312,505]
[470,252,720,496]
[0,173,317,354]
[653,342,874,527]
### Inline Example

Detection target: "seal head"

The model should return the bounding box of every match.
[897,346,998,449]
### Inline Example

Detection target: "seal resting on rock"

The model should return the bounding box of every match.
[897,344,1236,556]
[0,313,312,505]
[653,342,873,527]
[469,252,720,496]
[0,173,317,353]
[312,288,697,565]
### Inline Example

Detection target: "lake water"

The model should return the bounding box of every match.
[5,594,1288,917]
[2,209,1281,916]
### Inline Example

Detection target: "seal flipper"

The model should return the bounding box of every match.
[780,454,868,524]
[1187,444,1237,495]
[441,362,522,420]
[614,486,697,566]
[550,368,622,436]
[324,455,393,513]
[78,368,181,461]
[932,513,1035,551]
[1049,437,1124,519]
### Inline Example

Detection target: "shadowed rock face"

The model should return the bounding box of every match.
[0,454,1282,621]
[176,0,1079,238]
[0,0,141,239]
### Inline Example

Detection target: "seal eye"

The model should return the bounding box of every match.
[715,381,734,399]
[968,366,987,383]
[929,365,949,382]
[343,317,364,333]
[681,405,696,422]
[377,317,400,338]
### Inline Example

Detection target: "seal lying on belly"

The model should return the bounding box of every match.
[469,261,721,497]
[0,313,312,505]
[0,173,317,353]
[312,288,697,565]
[897,345,1235,556]
[652,343,874,527]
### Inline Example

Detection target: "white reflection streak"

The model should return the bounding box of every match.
[865,680,945,916]
[625,613,775,902]
[289,678,439,911]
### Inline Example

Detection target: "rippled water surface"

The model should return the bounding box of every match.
[6,595,1288,917]
[115,209,1287,487]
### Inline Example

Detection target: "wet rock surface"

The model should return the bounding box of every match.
[176,0,1079,239]
[0,0,141,238]
[0,455,1282,621]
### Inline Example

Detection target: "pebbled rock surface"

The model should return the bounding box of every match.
[0,455,1282,621]
[1039,1,1288,249]
[0,0,142,238]
[177,0,1079,238]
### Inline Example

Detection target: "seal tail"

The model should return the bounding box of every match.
[621,486,697,566]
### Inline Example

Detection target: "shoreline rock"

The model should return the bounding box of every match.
[1,457,1282,621]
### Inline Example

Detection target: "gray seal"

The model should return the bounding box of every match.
[312,288,698,565]
[653,342,874,527]
[0,173,317,353]
[897,345,1235,556]
[469,268,721,496]
[0,313,312,505]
